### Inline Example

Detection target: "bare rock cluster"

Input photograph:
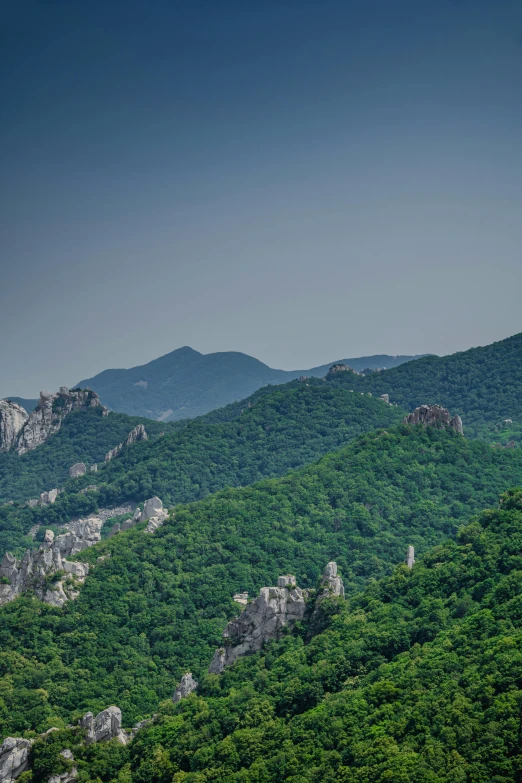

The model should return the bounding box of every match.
[403,404,463,435]
[108,496,168,537]
[2,388,108,455]
[0,516,102,608]
[327,363,362,375]
[81,706,128,745]
[208,575,308,675]
[104,424,148,463]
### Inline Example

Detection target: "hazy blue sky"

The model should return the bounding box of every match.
[1,0,521,397]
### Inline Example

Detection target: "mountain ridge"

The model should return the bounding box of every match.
[74,347,425,420]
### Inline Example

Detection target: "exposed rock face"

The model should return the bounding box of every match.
[0,517,102,608]
[317,561,345,600]
[69,463,87,479]
[173,672,198,703]
[406,545,415,569]
[40,488,59,506]
[0,400,29,452]
[0,737,32,782]
[104,424,148,463]
[328,363,361,375]
[233,592,249,606]
[141,496,168,533]
[403,404,463,434]
[208,577,307,674]
[379,393,390,404]
[14,388,107,455]
[81,707,127,745]
[108,498,168,537]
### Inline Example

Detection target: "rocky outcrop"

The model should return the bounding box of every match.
[40,488,59,506]
[0,736,32,782]
[233,592,249,606]
[317,561,344,601]
[328,363,362,375]
[208,576,307,674]
[69,463,86,479]
[0,400,29,452]
[173,673,198,703]
[13,388,107,455]
[108,497,168,537]
[0,517,102,608]
[81,706,128,745]
[379,393,390,404]
[141,496,168,533]
[403,404,463,434]
[104,424,148,463]
[406,545,415,569]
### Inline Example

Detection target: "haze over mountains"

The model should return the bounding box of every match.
[75,346,424,421]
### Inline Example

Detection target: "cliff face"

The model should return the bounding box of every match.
[0,516,102,608]
[0,400,29,452]
[208,575,308,675]
[8,387,107,455]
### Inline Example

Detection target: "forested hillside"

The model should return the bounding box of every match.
[1,425,522,745]
[105,488,522,783]
[77,345,422,421]
[327,331,522,441]
[0,385,404,555]
[0,408,170,504]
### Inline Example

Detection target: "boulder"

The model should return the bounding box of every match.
[141,497,168,533]
[402,404,463,434]
[0,736,32,782]
[40,488,59,506]
[208,578,307,674]
[173,673,198,703]
[81,706,127,745]
[69,463,86,479]
[0,400,28,452]
[317,561,345,600]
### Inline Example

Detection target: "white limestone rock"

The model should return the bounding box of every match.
[0,400,28,452]
[173,672,198,703]
[0,736,32,782]
[208,578,307,674]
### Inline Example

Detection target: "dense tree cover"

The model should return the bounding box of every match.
[77,344,421,421]
[23,489,522,782]
[327,331,522,441]
[0,408,169,504]
[0,386,404,555]
[1,426,522,746]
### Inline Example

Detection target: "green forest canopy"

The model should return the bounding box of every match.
[1,424,522,744]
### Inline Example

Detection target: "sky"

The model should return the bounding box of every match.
[1,0,522,397]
